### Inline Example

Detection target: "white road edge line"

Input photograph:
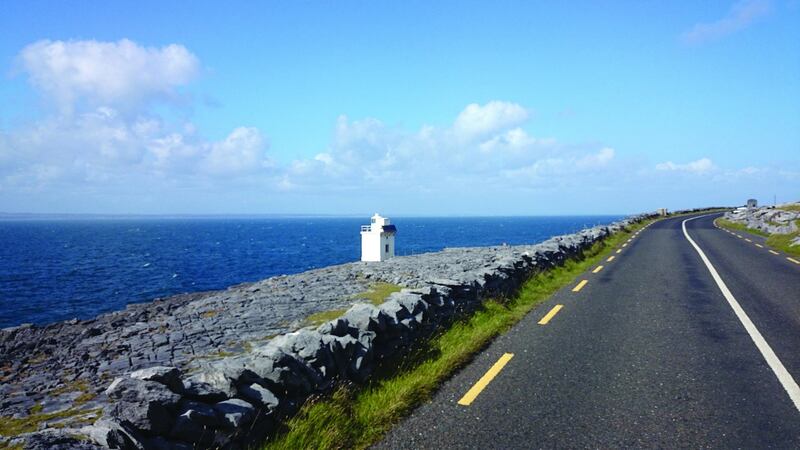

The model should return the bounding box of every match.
[682,214,800,412]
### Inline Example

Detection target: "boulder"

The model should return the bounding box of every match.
[176,400,220,426]
[316,317,351,337]
[169,412,211,444]
[214,398,256,429]
[322,333,358,379]
[238,383,280,411]
[104,377,180,435]
[190,356,265,398]
[180,378,229,403]
[12,428,103,450]
[82,419,146,449]
[249,346,318,395]
[347,331,376,382]
[129,366,182,393]
[378,299,411,328]
[105,377,180,406]
[342,303,387,334]
[269,329,336,380]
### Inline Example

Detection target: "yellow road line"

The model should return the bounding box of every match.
[755,244,764,248]
[457,353,514,406]
[607,256,615,262]
[616,249,622,254]
[769,250,779,255]
[622,243,628,247]
[788,257,800,265]
[538,305,564,325]
[572,280,589,292]
[593,265,604,273]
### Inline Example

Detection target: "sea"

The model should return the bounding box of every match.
[0,215,623,328]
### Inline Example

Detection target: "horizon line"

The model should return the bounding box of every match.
[0,211,645,220]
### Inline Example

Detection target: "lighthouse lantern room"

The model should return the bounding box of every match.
[361,213,396,262]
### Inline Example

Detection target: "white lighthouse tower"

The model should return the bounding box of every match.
[361,213,396,262]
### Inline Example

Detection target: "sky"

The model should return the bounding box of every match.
[0,0,798,216]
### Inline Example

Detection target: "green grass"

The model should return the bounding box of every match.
[778,204,800,212]
[0,406,100,437]
[303,308,349,327]
[717,218,800,257]
[264,218,652,450]
[355,282,403,306]
[766,230,800,257]
[303,282,404,328]
[716,218,770,237]
[49,380,90,397]
[200,309,221,319]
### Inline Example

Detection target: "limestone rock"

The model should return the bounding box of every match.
[129,366,182,393]
[214,398,255,429]
[82,419,146,449]
[104,377,180,435]
[238,383,280,411]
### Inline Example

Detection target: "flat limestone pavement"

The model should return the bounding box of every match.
[377,214,800,448]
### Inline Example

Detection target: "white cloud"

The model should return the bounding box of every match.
[6,43,620,201]
[18,39,199,113]
[2,106,272,189]
[502,147,617,185]
[200,127,270,175]
[277,103,618,193]
[655,157,715,174]
[1,38,274,192]
[479,128,556,154]
[577,147,615,168]
[452,101,529,140]
[681,0,772,44]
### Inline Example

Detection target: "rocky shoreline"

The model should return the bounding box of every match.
[1,213,668,449]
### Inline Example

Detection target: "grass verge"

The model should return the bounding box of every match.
[716,218,770,237]
[264,218,652,449]
[717,218,800,257]
[766,230,800,257]
[778,204,800,212]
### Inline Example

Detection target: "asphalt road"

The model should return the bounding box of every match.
[377,213,800,448]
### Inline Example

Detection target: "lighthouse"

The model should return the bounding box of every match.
[361,213,396,262]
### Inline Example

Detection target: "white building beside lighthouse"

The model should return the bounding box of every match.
[361,213,396,262]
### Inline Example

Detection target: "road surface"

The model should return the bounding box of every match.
[377,213,800,448]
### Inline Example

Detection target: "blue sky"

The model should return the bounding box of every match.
[0,0,798,215]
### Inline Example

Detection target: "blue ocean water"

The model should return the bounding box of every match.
[0,215,622,328]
